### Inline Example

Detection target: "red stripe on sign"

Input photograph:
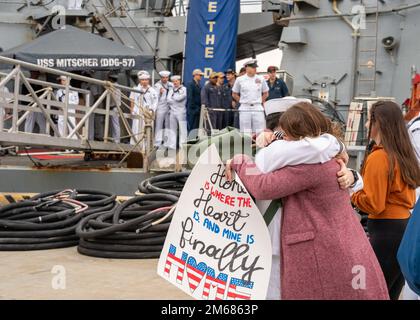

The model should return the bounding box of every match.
[205,277,227,285]
[227,292,251,300]
[168,254,186,265]
[186,272,202,283]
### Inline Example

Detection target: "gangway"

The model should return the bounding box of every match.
[0,56,154,170]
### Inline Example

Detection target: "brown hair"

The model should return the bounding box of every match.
[279,102,342,139]
[365,101,420,189]
[266,112,283,131]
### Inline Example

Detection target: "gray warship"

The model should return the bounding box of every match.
[0,0,420,196]
[0,0,420,301]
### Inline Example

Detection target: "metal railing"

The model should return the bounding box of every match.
[0,56,155,170]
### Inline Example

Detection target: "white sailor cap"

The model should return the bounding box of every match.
[243,59,258,68]
[138,73,151,80]
[192,69,204,76]
[264,97,312,116]
[159,70,171,78]
[137,70,149,78]
[171,75,181,81]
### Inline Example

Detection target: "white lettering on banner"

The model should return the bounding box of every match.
[39,58,135,69]
[157,145,272,300]
[37,59,55,68]
[206,34,216,46]
[208,1,218,12]
[205,47,214,59]
[100,58,135,68]
[204,19,216,60]
[56,59,65,68]
[207,21,216,32]
[204,68,214,78]
[56,58,99,68]
[202,0,219,74]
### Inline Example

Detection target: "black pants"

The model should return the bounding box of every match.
[187,110,200,134]
[208,109,224,130]
[223,108,234,128]
[368,218,409,300]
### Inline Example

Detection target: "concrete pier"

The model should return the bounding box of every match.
[0,248,190,299]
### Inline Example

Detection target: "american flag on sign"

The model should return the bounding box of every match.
[202,270,228,300]
[164,244,188,284]
[185,257,207,292]
[227,278,254,300]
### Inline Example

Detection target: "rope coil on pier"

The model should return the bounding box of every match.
[76,172,191,259]
[76,194,179,259]
[0,172,191,257]
[138,172,191,197]
[0,189,117,251]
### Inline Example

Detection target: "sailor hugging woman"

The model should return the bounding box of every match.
[226,98,390,300]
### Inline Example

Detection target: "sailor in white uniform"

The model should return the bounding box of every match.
[0,79,10,132]
[129,71,158,146]
[24,71,47,135]
[108,74,121,143]
[154,70,173,148]
[232,59,269,134]
[167,75,188,150]
[55,75,79,139]
[68,0,83,10]
[403,114,420,300]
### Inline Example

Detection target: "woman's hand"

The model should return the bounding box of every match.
[336,159,355,189]
[256,131,276,148]
[225,159,235,182]
[335,151,349,166]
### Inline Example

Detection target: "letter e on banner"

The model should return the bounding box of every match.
[208,2,218,13]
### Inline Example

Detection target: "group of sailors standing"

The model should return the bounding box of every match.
[188,60,289,135]
[128,59,289,151]
[21,73,81,140]
[12,58,289,151]
[129,70,187,150]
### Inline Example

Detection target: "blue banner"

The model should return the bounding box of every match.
[183,0,240,83]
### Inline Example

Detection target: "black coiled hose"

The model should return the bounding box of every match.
[76,194,179,259]
[0,189,117,251]
[138,172,191,197]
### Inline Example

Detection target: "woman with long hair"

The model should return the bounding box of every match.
[227,102,389,300]
[352,101,420,300]
[247,97,358,299]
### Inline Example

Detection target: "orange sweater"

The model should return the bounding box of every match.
[351,145,415,219]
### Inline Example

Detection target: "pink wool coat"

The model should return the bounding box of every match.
[231,156,389,300]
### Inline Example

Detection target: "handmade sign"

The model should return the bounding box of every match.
[157,144,272,300]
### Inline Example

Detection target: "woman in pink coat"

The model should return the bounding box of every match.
[228,103,389,300]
